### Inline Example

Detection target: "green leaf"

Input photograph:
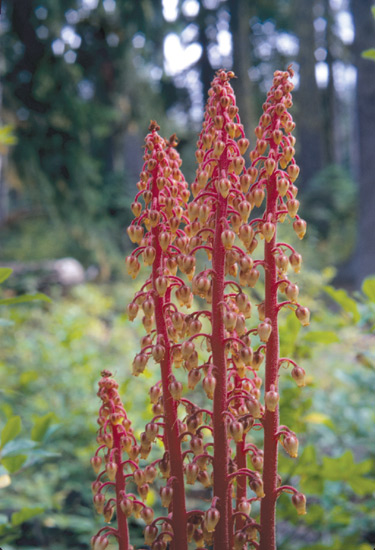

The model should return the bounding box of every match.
[303,331,340,344]
[324,286,360,323]
[330,505,351,525]
[1,403,13,419]
[1,416,22,447]
[300,474,324,495]
[354,457,373,476]
[362,276,375,302]
[31,412,56,442]
[322,450,355,481]
[320,451,375,495]
[0,293,51,306]
[1,454,27,473]
[348,475,375,496]
[0,268,13,284]
[294,447,325,495]
[11,507,44,526]
[362,48,375,60]
[0,524,11,536]
[19,370,39,385]
[0,125,17,146]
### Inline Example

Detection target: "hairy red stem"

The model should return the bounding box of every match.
[113,424,130,550]
[259,140,280,550]
[212,192,231,550]
[151,172,188,550]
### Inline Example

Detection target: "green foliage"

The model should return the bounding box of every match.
[276,274,375,549]
[0,269,54,541]
[1,416,22,448]
[31,413,57,443]
[1,273,374,548]
[321,452,375,495]
[0,0,180,269]
[0,268,13,284]
[0,125,17,147]
[0,294,52,306]
[0,268,51,305]
[0,411,54,538]
[0,281,154,548]
[11,507,45,527]
[362,276,375,302]
[279,310,301,357]
[300,165,357,267]
[0,267,51,329]
[361,7,375,60]
[1,456,28,475]
[323,286,360,323]
[302,330,340,344]
[362,48,375,60]
[283,445,375,496]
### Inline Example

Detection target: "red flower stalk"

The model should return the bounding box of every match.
[191,69,251,550]
[247,67,309,550]
[92,68,311,550]
[126,122,189,550]
[91,370,132,550]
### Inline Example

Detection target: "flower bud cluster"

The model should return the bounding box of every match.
[126,122,189,321]
[91,370,168,548]
[247,67,310,327]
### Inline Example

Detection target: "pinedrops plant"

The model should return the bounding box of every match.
[90,67,310,550]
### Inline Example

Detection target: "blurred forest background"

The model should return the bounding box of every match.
[0,1,375,549]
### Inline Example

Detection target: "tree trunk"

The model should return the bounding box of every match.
[322,0,336,166]
[229,0,256,136]
[348,0,375,285]
[197,2,214,104]
[0,81,8,224]
[294,0,325,188]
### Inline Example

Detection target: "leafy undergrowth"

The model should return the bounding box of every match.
[0,272,374,549]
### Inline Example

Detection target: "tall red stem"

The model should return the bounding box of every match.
[259,139,280,550]
[151,172,187,550]
[212,190,231,550]
[113,424,130,550]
